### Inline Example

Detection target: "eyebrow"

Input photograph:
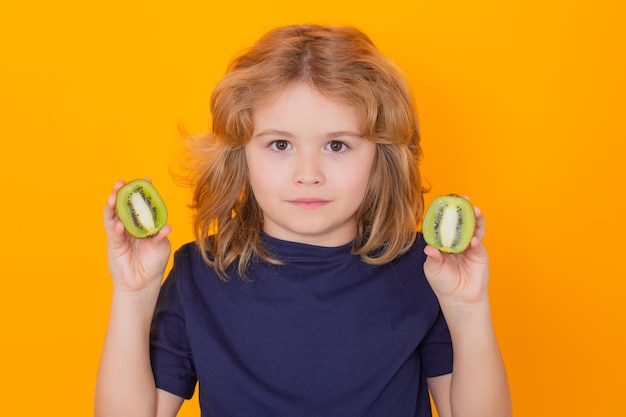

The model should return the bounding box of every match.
[253,130,295,139]
[252,129,364,140]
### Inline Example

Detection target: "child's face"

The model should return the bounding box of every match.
[245,81,376,247]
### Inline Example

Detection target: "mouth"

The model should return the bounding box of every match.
[288,198,330,209]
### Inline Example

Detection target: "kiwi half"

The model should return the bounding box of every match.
[115,179,168,238]
[422,194,475,253]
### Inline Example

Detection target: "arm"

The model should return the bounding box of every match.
[423,205,512,417]
[95,181,183,417]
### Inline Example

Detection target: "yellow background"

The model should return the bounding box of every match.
[1,0,624,415]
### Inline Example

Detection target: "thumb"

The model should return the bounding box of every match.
[423,245,444,281]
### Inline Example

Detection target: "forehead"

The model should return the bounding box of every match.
[252,81,364,133]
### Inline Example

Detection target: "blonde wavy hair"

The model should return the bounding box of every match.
[183,24,425,280]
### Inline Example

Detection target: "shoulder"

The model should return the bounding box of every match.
[171,241,204,270]
[388,233,428,270]
[169,241,217,284]
[379,234,437,299]
[410,233,428,257]
[173,241,203,260]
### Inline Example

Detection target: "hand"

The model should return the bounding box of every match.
[103,180,172,294]
[423,202,490,308]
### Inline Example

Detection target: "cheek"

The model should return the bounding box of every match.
[335,162,374,201]
[353,159,376,205]
[245,150,268,185]
[350,153,376,189]
[247,158,283,197]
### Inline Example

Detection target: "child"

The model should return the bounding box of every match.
[96,25,511,417]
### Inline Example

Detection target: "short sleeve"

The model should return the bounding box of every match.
[150,253,197,399]
[419,309,453,378]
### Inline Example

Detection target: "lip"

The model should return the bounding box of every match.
[288,198,330,209]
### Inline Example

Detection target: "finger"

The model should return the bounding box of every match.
[473,205,485,241]
[103,181,126,231]
[423,245,443,275]
[424,244,443,261]
[140,225,172,268]
[105,181,125,209]
[466,235,489,264]
[150,224,172,244]
[105,219,130,257]
[111,218,128,241]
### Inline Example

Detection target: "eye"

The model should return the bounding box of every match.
[327,140,348,153]
[270,140,291,151]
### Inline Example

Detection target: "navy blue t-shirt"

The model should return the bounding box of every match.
[150,233,452,417]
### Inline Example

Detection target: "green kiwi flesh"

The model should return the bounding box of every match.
[423,194,475,253]
[115,179,168,238]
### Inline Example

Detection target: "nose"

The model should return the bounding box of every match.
[293,151,325,186]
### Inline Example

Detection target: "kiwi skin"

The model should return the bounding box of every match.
[422,194,475,253]
[115,179,168,238]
